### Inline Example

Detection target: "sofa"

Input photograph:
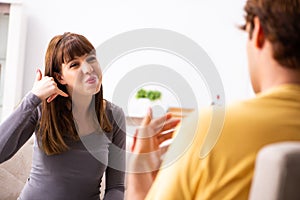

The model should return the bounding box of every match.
[2,136,300,199]
[249,142,300,200]
[0,136,106,200]
[0,136,33,200]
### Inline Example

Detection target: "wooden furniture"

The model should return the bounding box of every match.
[167,107,194,119]
[125,107,194,126]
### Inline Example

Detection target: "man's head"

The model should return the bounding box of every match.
[241,0,300,92]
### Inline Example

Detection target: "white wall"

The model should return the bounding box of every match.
[21,0,252,111]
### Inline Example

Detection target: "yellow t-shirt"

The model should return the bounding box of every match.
[146,84,300,200]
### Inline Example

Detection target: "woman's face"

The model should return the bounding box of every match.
[58,53,102,97]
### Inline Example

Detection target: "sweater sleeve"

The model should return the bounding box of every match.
[0,92,41,163]
[104,105,126,200]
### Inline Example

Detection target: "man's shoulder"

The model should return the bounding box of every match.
[225,96,265,115]
[195,97,258,120]
[191,97,265,133]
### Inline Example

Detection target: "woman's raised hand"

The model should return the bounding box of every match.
[31,69,68,103]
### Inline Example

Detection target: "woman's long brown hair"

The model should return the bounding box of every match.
[37,32,112,155]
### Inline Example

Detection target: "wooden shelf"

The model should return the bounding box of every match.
[125,107,194,126]
[167,107,194,119]
[125,116,143,126]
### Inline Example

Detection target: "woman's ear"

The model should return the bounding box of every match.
[54,72,67,85]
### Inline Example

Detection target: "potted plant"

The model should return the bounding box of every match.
[135,88,161,102]
[129,88,164,117]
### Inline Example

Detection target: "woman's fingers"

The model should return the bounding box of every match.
[35,69,42,81]
[46,89,69,103]
[57,88,69,97]
[47,94,58,103]
[32,69,69,101]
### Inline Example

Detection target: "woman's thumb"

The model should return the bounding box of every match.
[35,69,42,81]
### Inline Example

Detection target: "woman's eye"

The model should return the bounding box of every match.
[86,56,97,63]
[70,62,79,68]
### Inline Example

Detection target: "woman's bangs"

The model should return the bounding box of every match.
[62,37,94,64]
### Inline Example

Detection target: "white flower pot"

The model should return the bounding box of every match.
[128,98,167,118]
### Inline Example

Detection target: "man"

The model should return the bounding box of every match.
[127,0,300,199]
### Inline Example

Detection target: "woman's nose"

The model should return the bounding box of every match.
[81,61,93,74]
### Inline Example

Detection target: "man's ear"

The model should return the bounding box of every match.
[54,72,67,85]
[253,16,265,48]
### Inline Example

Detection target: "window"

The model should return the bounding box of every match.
[0,2,26,122]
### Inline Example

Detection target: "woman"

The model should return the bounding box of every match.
[0,32,125,199]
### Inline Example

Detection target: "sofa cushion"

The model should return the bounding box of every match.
[0,136,33,200]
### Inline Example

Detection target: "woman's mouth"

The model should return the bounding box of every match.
[85,76,97,84]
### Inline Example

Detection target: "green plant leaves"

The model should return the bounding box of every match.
[135,88,161,101]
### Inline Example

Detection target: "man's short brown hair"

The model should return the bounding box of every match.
[241,0,300,69]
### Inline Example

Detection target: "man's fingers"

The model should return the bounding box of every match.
[158,132,173,144]
[141,107,153,126]
[159,118,181,133]
[152,113,172,129]
[153,118,180,134]
[35,69,42,81]
[160,144,170,155]
[131,130,138,152]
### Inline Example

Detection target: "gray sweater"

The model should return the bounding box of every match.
[0,92,126,200]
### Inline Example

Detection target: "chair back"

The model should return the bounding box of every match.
[249,142,300,200]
